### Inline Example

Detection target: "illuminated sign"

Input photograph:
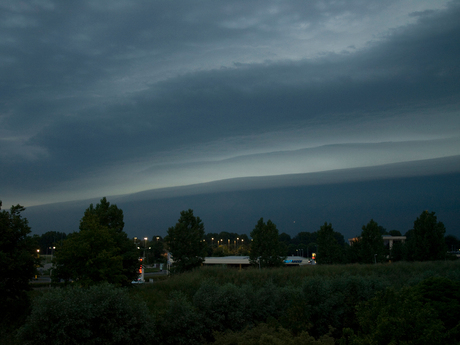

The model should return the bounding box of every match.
[284,259,303,264]
[138,258,144,276]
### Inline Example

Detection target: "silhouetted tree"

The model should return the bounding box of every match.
[53,198,139,286]
[166,209,207,273]
[316,222,344,264]
[0,203,39,329]
[250,218,285,267]
[351,219,386,264]
[407,211,447,261]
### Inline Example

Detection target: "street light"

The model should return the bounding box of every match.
[143,237,148,260]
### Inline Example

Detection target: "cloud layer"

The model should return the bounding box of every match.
[1,0,460,208]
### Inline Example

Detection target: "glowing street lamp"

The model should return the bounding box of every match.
[50,246,56,261]
[143,237,148,260]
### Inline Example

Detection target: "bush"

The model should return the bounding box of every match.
[155,291,207,345]
[18,283,154,345]
[249,280,295,323]
[300,274,387,338]
[344,287,445,344]
[413,277,460,342]
[212,323,335,345]
[193,281,252,333]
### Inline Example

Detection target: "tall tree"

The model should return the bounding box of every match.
[0,203,39,328]
[358,219,386,264]
[316,222,344,264]
[165,209,207,273]
[408,211,447,261]
[53,198,139,286]
[80,197,124,232]
[250,218,285,267]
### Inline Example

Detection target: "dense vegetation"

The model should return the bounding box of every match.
[128,262,460,344]
[3,197,459,344]
[0,203,39,341]
[18,283,155,345]
[53,198,140,286]
[165,209,208,273]
[4,246,460,343]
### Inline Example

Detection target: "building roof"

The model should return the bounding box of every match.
[203,255,314,266]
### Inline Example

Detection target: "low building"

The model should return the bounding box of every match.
[348,235,406,248]
[382,235,406,250]
[203,255,314,269]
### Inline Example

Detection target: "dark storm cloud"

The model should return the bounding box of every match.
[1,0,459,207]
[25,157,460,240]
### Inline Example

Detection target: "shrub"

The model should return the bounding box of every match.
[300,274,387,338]
[212,323,335,345]
[345,287,445,344]
[155,291,207,345]
[249,280,295,323]
[193,281,252,333]
[18,283,154,345]
[413,277,460,342]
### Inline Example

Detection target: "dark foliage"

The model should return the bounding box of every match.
[406,211,447,261]
[250,218,286,267]
[53,198,139,286]
[18,283,155,345]
[0,204,39,331]
[166,209,208,274]
[344,286,445,344]
[155,291,206,345]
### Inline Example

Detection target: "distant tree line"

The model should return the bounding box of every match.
[35,207,456,271]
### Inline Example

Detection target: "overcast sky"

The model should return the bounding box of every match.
[1,0,460,209]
